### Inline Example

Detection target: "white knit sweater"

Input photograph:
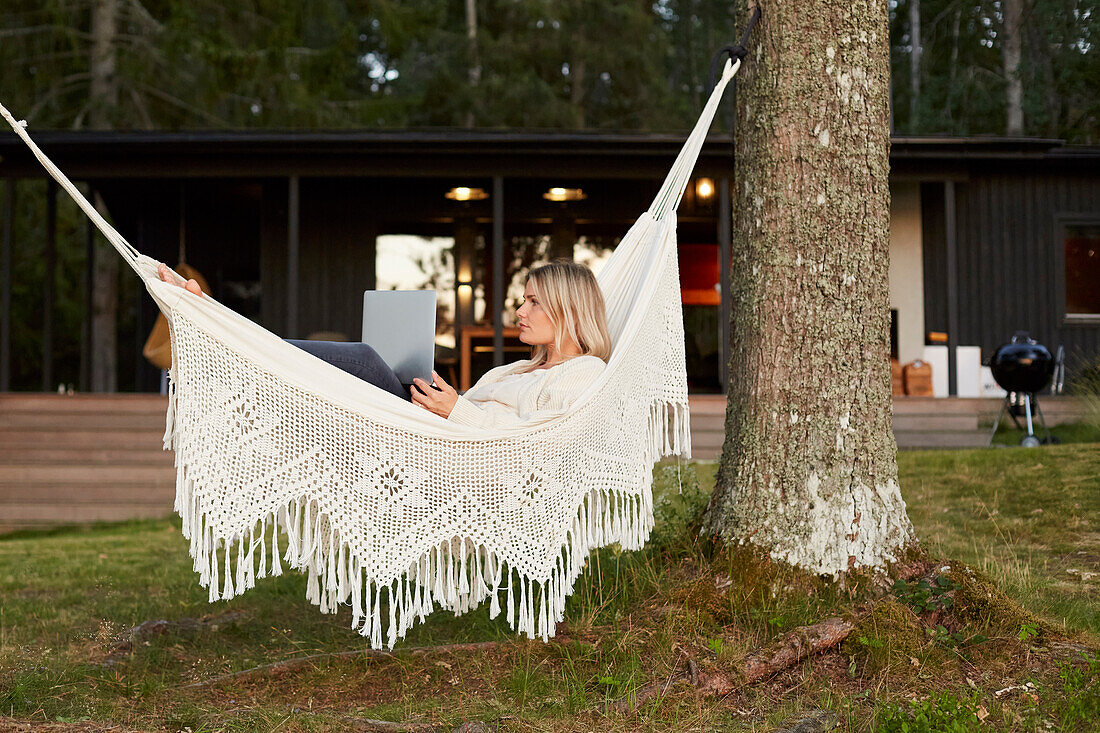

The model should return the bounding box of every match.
[447,355,606,430]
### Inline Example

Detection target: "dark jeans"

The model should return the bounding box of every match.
[286,339,409,400]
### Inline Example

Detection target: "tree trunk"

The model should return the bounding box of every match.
[943,7,961,125]
[1034,14,1059,137]
[908,0,921,131]
[1002,0,1024,136]
[570,56,586,129]
[89,0,118,392]
[702,0,916,576]
[464,0,479,129]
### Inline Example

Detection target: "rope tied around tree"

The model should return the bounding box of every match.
[708,7,762,94]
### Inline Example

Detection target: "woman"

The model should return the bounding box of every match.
[156,261,610,429]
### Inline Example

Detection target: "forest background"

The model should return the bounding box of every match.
[0,0,1096,390]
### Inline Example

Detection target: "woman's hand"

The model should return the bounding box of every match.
[411,371,459,418]
[157,262,203,297]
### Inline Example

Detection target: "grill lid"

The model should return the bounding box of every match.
[990,331,1054,394]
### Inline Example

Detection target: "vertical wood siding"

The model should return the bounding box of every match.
[923,164,1100,384]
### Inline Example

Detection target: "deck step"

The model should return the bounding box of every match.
[0,393,167,412]
[0,483,176,502]
[0,447,172,465]
[0,464,175,483]
[0,412,167,430]
[0,503,175,526]
[0,429,166,448]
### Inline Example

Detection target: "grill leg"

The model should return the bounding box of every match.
[1032,396,1054,443]
[989,395,1010,446]
[1019,394,1043,447]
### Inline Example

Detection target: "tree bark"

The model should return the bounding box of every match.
[464,0,479,129]
[702,0,916,576]
[570,56,587,129]
[943,7,961,125]
[1002,0,1024,136]
[908,0,921,131]
[89,0,119,392]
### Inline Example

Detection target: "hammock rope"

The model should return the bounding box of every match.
[0,57,743,649]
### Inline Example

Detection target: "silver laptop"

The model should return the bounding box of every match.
[361,290,437,384]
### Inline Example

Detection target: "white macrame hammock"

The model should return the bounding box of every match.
[1,58,740,649]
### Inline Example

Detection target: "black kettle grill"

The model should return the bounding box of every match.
[988,331,1056,447]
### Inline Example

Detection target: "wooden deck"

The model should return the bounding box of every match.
[0,393,1088,534]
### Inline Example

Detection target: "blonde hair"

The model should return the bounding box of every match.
[524,260,612,369]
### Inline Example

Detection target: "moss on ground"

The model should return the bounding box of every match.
[948,561,1062,641]
[841,599,927,677]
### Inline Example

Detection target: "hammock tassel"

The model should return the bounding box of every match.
[412,558,424,622]
[538,580,549,642]
[458,540,470,596]
[350,560,363,630]
[270,514,283,577]
[336,541,348,604]
[208,534,220,603]
[235,532,246,592]
[387,582,398,649]
[281,503,298,567]
[258,517,267,579]
[162,373,177,450]
[489,552,503,619]
[506,571,515,628]
[223,537,235,599]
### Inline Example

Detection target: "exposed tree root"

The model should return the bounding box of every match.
[740,616,854,685]
[614,617,854,712]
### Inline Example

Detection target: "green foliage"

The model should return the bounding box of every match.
[892,575,958,613]
[4,0,1092,139]
[649,461,710,554]
[0,0,706,132]
[888,0,1099,142]
[875,690,984,733]
[1052,654,1100,730]
[927,624,986,650]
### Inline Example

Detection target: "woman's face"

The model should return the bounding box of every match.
[516,280,555,346]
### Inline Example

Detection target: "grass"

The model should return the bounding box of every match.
[1,447,1098,732]
[989,420,1100,447]
[897,443,1100,638]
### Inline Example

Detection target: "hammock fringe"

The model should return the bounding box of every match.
[168,409,673,647]
[163,385,680,647]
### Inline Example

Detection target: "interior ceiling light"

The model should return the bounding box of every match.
[695,177,715,200]
[543,187,587,202]
[445,186,489,202]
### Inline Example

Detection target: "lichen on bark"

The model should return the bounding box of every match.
[703,0,916,576]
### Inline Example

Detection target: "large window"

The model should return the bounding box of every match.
[376,235,456,348]
[1061,217,1100,321]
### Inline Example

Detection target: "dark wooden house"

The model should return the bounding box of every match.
[1,131,1097,395]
